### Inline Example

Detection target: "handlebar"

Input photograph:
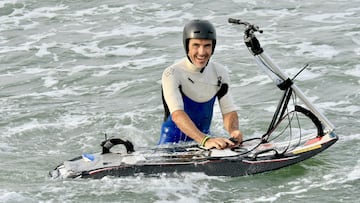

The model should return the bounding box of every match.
[228,18,263,34]
[228,18,264,55]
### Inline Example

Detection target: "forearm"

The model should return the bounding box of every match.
[172,110,238,149]
[223,111,243,142]
[223,111,239,133]
[171,110,207,143]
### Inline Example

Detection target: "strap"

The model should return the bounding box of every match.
[161,86,171,122]
[277,78,293,90]
[101,138,135,154]
[295,105,324,137]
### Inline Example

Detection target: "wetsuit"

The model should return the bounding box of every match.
[158,58,237,144]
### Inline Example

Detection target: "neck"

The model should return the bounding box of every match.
[185,57,207,73]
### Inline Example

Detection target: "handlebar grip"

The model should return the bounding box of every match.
[228,18,243,24]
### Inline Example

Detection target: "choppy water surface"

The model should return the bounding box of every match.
[0,0,359,202]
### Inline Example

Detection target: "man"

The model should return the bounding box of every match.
[158,19,243,149]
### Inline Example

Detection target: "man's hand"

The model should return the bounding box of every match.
[204,137,235,149]
[230,130,243,145]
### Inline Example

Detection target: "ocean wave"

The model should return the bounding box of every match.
[0,189,35,203]
[282,42,339,59]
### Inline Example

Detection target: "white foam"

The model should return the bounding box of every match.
[2,113,91,138]
[344,65,360,78]
[339,133,360,142]
[92,24,181,39]
[0,143,16,152]
[331,105,360,115]
[346,159,360,181]
[28,31,56,42]
[0,1,19,8]
[20,5,68,19]
[9,87,81,99]
[42,75,58,88]
[70,4,135,18]
[126,56,167,70]
[68,62,128,76]
[67,41,146,58]
[92,70,112,77]
[67,55,166,77]
[254,187,309,203]
[35,42,56,57]
[238,74,272,87]
[317,100,359,115]
[355,48,360,57]
[302,12,355,24]
[71,6,99,17]
[0,35,8,45]
[0,4,67,31]
[103,81,130,95]
[283,42,339,59]
[345,31,360,46]
[286,67,322,81]
[0,44,29,54]
[321,155,360,186]
[0,190,34,203]
[77,173,219,202]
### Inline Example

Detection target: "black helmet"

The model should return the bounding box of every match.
[183,19,217,54]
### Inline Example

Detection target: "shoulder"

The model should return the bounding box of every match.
[163,66,176,78]
[162,58,186,79]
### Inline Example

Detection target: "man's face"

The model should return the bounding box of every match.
[187,39,213,68]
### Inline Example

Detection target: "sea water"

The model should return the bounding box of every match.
[0,0,359,202]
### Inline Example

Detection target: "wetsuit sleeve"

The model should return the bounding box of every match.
[217,67,238,115]
[162,67,184,113]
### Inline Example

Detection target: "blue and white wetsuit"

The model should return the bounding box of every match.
[158,58,238,144]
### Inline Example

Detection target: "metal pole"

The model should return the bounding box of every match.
[254,52,335,131]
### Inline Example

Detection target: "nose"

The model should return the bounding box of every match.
[198,45,206,55]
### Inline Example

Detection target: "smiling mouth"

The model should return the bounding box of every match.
[196,55,207,62]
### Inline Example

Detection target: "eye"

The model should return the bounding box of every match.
[191,43,200,48]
